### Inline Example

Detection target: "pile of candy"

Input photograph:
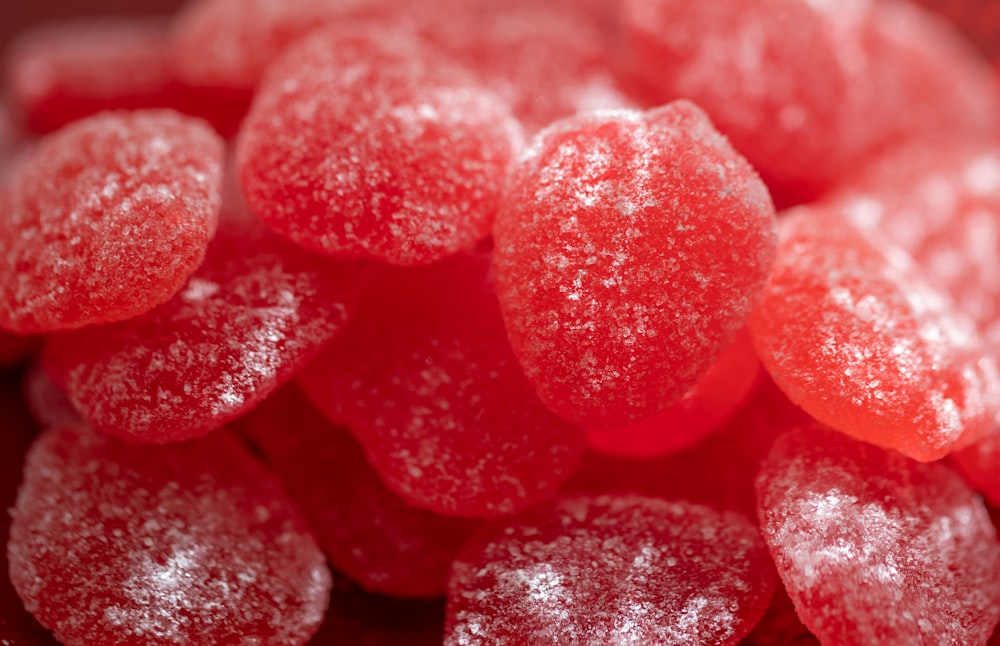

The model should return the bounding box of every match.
[3,0,1000,643]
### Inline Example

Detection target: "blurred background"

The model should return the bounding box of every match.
[0,1,185,48]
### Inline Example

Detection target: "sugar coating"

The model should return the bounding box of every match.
[749,207,1000,462]
[236,26,521,266]
[7,425,331,646]
[0,110,224,334]
[298,252,586,517]
[493,102,777,428]
[587,327,761,458]
[445,495,776,645]
[240,385,478,598]
[756,425,1000,645]
[42,229,365,444]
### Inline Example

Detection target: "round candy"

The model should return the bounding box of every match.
[445,495,776,645]
[493,101,776,428]
[0,110,224,333]
[7,425,332,646]
[237,26,521,266]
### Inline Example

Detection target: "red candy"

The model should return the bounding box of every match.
[756,424,1000,644]
[298,252,585,517]
[750,206,1000,461]
[43,227,364,443]
[445,495,776,645]
[7,425,331,645]
[0,110,224,333]
[493,101,776,428]
[237,26,521,266]
[240,385,478,598]
[952,433,1000,508]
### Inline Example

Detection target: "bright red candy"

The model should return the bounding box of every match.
[445,495,776,645]
[587,327,760,458]
[43,227,364,444]
[297,252,586,517]
[952,433,1000,508]
[7,425,331,645]
[493,101,776,428]
[237,26,521,266]
[0,110,224,334]
[756,424,1000,644]
[750,206,1000,462]
[239,384,479,598]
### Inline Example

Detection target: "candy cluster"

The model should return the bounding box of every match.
[3,0,1000,644]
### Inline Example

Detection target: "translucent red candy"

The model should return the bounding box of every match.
[298,252,585,517]
[236,26,521,266]
[239,385,478,598]
[0,110,224,334]
[7,425,331,645]
[750,206,1000,462]
[587,327,760,458]
[445,495,776,645]
[493,101,776,428]
[756,424,1000,644]
[43,227,364,444]
[952,433,1000,508]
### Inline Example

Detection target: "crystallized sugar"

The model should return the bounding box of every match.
[493,101,776,428]
[42,227,365,444]
[240,385,479,598]
[7,425,331,646]
[445,495,776,645]
[237,25,521,266]
[0,110,224,333]
[749,206,1000,461]
[756,425,1000,645]
[298,252,585,517]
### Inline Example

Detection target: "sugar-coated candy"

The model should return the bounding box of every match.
[756,424,1000,645]
[750,206,1000,462]
[7,425,331,645]
[298,252,585,517]
[445,495,776,645]
[239,385,478,598]
[493,101,776,428]
[0,110,224,334]
[952,433,1000,508]
[43,226,364,444]
[587,327,760,458]
[911,0,1000,62]
[237,26,521,266]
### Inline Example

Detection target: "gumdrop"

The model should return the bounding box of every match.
[952,433,1000,508]
[0,110,224,333]
[237,25,521,266]
[43,225,365,444]
[297,252,585,517]
[493,101,776,428]
[756,424,1000,645]
[239,384,479,598]
[445,495,776,645]
[7,425,331,645]
[749,206,1000,461]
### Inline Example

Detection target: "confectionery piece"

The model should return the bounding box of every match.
[493,101,776,428]
[0,110,224,333]
[7,425,332,645]
[757,424,1000,644]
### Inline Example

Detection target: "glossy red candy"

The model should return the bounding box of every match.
[298,252,585,517]
[952,433,1000,508]
[446,495,776,645]
[750,206,1000,462]
[43,228,364,444]
[239,385,478,598]
[7,425,332,646]
[493,101,776,428]
[237,26,521,266]
[0,110,224,334]
[757,424,1000,645]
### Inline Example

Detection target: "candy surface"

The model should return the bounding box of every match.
[756,424,1000,644]
[7,425,331,645]
[493,101,776,428]
[445,495,776,645]
[0,110,224,333]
